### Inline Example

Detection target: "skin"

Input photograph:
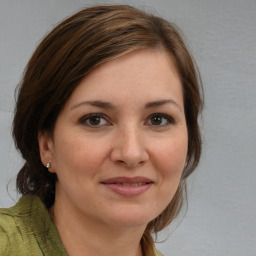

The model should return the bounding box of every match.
[38,48,188,256]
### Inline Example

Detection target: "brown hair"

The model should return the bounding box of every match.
[13,5,203,255]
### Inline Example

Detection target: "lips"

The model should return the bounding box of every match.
[101,176,153,185]
[101,176,153,196]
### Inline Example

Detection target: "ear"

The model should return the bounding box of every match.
[38,131,55,173]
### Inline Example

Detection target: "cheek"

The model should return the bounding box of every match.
[154,135,187,194]
[53,134,108,179]
[156,136,187,172]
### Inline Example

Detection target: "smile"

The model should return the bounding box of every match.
[101,176,153,197]
[120,183,147,186]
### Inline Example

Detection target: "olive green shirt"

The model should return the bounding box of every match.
[0,196,163,256]
[0,196,68,256]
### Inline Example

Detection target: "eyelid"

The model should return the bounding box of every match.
[79,113,111,127]
[146,113,175,126]
[78,112,175,128]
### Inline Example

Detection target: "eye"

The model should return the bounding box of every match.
[146,113,175,126]
[79,114,109,127]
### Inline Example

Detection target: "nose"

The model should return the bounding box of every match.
[110,125,149,168]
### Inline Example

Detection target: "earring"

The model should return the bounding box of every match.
[184,161,188,167]
[46,162,51,169]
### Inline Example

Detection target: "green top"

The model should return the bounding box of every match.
[0,196,163,256]
[0,196,68,256]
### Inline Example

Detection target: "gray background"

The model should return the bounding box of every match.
[1,0,256,255]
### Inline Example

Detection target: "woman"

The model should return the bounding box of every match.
[0,5,202,256]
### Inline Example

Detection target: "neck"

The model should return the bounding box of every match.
[51,196,146,256]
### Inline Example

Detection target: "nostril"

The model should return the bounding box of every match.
[116,160,125,164]
[110,142,149,168]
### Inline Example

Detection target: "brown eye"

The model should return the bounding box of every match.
[89,116,101,126]
[147,113,174,126]
[79,114,109,127]
[151,116,163,125]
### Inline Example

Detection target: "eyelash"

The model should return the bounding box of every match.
[79,113,175,128]
[146,113,175,126]
[79,113,110,127]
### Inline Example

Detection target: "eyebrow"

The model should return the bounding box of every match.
[71,100,116,110]
[71,99,181,111]
[145,99,182,111]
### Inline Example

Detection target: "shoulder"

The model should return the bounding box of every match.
[0,197,28,236]
[0,199,21,254]
[0,227,9,255]
[0,196,68,255]
[0,195,39,232]
[0,196,36,254]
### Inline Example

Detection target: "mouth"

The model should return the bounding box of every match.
[113,182,150,186]
[101,176,153,197]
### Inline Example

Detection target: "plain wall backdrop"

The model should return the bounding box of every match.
[0,0,256,255]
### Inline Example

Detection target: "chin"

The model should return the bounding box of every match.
[103,206,159,228]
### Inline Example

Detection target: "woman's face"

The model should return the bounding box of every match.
[39,48,188,228]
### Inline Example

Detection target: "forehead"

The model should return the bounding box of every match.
[65,48,183,109]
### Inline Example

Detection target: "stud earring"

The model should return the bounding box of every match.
[46,162,51,169]
[184,162,188,167]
